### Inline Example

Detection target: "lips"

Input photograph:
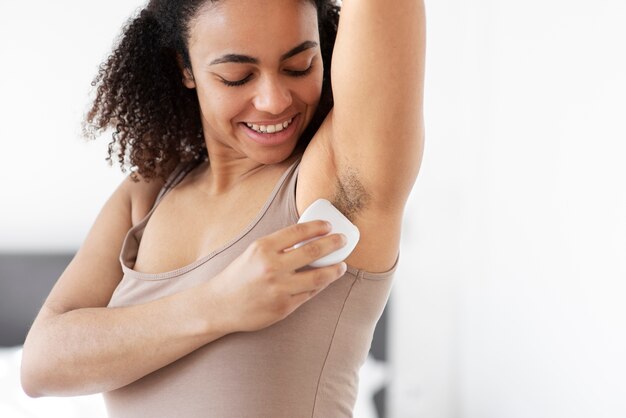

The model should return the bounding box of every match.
[240,114,300,146]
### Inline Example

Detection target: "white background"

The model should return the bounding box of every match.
[389,1,626,417]
[1,1,625,417]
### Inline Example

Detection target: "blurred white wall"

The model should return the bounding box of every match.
[0,1,143,252]
[1,1,625,418]
[389,0,626,417]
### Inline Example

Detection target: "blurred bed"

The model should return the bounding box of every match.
[0,253,390,418]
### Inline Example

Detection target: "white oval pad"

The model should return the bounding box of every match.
[295,199,360,268]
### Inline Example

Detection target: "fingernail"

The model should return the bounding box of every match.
[340,262,347,274]
[325,221,333,230]
[339,234,347,245]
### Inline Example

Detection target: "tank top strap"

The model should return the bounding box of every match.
[118,156,304,281]
[153,160,202,207]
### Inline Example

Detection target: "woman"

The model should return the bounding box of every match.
[21,0,425,416]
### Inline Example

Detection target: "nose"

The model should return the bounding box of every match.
[252,75,292,115]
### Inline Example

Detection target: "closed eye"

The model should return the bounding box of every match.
[220,74,254,87]
[285,63,314,77]
[220,63,314,87]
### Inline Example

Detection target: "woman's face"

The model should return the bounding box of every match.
[184,0,323,164]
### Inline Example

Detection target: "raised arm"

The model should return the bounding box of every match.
[329,0,426,207]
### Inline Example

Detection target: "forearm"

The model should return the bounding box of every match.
[21,281,226,397]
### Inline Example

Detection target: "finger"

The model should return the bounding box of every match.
[263,220,332,251]
[281,232,347,270]
[288,262,347,296]
[289,289,319,307]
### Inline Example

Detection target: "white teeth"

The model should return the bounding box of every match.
[246,117,293,134]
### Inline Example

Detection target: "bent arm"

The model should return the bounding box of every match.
[21,174,350,397]
[20,177,227,397]
[21,282,226,397]
[330,0,426,206]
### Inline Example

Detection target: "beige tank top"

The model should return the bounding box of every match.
[104,157,398,418]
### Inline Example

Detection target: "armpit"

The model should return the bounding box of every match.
[332,166,370,222]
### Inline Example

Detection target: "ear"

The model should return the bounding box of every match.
[176,53,196,89]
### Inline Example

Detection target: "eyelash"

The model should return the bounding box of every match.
[221,64,314,87]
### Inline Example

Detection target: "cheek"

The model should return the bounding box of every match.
[299,69,324,106]
[197,86,244,124]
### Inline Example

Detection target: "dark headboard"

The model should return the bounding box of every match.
[0,253,73,347]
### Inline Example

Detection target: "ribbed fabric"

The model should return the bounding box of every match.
[104,157,397,418]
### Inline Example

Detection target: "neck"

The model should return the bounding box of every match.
[193,152,299,196]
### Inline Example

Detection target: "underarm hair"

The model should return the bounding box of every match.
[332,166,370,223]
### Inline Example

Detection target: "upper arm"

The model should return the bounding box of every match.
[328,0,426,208]
[35,176,163,320]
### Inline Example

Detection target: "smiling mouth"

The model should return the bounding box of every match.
[244,117,295,134]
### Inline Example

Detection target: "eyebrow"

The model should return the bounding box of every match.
[209,40,318,66]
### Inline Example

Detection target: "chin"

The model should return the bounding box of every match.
[253,145,299,165]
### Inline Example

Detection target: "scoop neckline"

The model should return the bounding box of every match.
[121,157,302,281]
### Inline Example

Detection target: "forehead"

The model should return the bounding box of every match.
[188,0,319,59]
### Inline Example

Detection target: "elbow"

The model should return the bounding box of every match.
[20,361,45,398]
[20,345,55,398]
[20,315,79,398]
[21,345,104,397]
[22,384,44,399]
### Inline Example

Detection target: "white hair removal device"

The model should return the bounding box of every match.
[295,199,360,268]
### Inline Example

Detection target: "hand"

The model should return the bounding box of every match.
[211,220,348,333]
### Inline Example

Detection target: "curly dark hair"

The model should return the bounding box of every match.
[83,0,340,181]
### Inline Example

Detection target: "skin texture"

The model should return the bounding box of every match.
[21,0,426,398]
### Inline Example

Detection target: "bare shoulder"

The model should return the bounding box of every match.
[122,174,166,226]
[36,174,165,318]
[296,116,405,273]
